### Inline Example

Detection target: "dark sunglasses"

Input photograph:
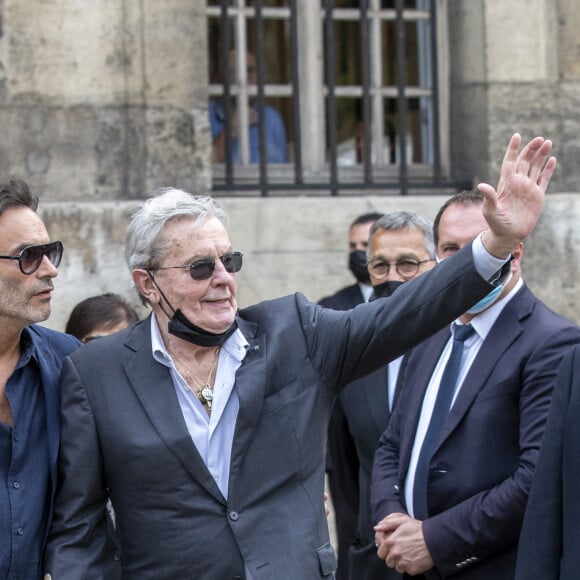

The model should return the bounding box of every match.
[0,241,63,275]
[152,251,243,281]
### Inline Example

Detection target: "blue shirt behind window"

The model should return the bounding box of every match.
[209,99,288,163]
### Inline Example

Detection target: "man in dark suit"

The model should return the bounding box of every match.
[331,210,436,580]
[370,189,580,579]
[319,210,383,579]
[515,344,580,580]
[0,178,80,579]
[319,211,384,311]
[45,134,556,579]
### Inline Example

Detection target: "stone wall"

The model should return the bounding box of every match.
[0,0,211,199]
[40,193,580,333]
[448,0,580,193]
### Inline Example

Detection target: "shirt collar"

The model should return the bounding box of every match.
[17,326,39,368]
[150,312,249,367]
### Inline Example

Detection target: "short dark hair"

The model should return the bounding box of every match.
[65,293,139,342]
[349,212,384,229]
[433,189,484,248]
[0,178,39,215]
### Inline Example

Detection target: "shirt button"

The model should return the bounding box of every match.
[229,511,239,521]
[13,434,19,441]
[13,482,20,489]
[17,528,24,535]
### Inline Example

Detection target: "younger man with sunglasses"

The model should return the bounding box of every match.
[0,178,80,578]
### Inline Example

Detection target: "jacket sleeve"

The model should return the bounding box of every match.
[305,243,493,391]
[370,398,408,524]
[514,346,579,580]
[44,356,119,579]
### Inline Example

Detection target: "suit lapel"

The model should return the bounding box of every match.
[400,332,449,472]
[227,318,266,484]
[363,366,389,436]
[391,353,410,411]
[123,320,225,503]
[440,288,529,446]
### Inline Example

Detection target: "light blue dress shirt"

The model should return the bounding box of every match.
[151,315,249,498]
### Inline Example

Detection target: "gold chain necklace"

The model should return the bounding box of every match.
[173,346,219,414]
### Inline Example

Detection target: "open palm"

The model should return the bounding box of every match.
[478,133,556,246]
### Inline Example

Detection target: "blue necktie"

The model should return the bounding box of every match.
[412,323,475,520]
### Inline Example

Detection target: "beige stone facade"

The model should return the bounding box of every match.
[0,1,578,329]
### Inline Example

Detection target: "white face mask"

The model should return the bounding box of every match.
[436,254,511,315]
[466,272,512,314]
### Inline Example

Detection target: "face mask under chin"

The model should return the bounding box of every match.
[168,309,238,347]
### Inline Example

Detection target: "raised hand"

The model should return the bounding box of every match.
[477,133,556,258]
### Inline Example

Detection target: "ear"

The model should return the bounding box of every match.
[510,242,524,273]
[132,269,159,305]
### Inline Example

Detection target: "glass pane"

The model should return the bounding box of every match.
[324,20,362,86]
[384,96,431,164]
[207,10,293,165]
[335,98,397,166]
[380,0,422,8]
[380,19,425,87]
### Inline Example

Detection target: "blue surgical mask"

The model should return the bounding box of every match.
[466,273,511,314]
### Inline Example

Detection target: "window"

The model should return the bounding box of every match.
[207,0,449,195]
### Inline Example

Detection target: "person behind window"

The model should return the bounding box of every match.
[65,292,139,343]
[209,50,288,164]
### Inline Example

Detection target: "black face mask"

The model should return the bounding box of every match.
[168,309,238,347]
[348,250,371,284]
[369,280,404,301]
[147,271,238,348]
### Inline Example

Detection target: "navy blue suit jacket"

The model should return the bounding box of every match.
[515,344,580,580]
[371,284,580,579]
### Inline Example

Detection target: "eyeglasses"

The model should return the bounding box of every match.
[150,251,243,281]
[0,241,63,275]
[367,258,434,280]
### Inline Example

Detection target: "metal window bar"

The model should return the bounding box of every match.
[234,5,251,165]
[360,0,373,182]
[324,0,338,197]
[395,0,409,195]
[289,0,303,185]
[370,0,386,167]
[219,0,234,185]
[254,0,268,195]
[209,1,452,195]
[430,0,442,183]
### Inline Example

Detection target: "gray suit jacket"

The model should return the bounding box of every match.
[45,244,493,580]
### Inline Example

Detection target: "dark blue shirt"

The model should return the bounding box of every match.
[0,328,50,579]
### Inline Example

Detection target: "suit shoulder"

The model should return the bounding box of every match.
[318,284,362,310]
[524,295,580,336]
[239,293,312,324]
[28,324,81,355]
